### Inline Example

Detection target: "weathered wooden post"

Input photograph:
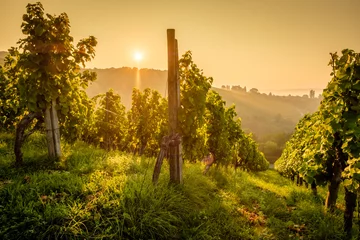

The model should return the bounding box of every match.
[105,91,110,151]
[51,99,61,157]
[167,29,182,184]
[45,99,61,158]
[45,106,55,157]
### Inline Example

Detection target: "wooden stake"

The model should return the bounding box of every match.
[167,29,182,184]
[45,105,55,158]
[105,91,109,151]
[51,99,61,158]
[175,38,183,182]
[45,99,62,159]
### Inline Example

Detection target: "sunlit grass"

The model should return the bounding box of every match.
[0,132,355,239]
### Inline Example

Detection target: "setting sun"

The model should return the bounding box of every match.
[134,52,143,62]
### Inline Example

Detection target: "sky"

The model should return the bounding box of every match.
[1,0,360,94]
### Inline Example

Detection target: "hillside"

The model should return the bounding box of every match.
[87,67,321,138]
[86,67,167,108]
[215,88,321,136]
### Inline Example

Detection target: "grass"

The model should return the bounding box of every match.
[0,132,357,239]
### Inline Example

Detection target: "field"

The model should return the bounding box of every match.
[0,132,353,239]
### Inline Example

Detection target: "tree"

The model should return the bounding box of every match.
[127,88,167,156]
[5,2,97,165]
[309,89,315,98]
[179,51,212,162]
[205,90,231,165]
[249,88,259,94]
[0,53,25,132]
[236,133,268,171]
[92,89,127,150]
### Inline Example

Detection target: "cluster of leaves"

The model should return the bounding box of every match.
[179,51,213,161]
[179,51,268,170]
[0,2,97,142]
[236,133,269,171]
[84,89,127,150]
[205,90,268,170]
[274,112,322,180]
[0,53,24,131]
[81,88,167,157]
[127,88,168,156]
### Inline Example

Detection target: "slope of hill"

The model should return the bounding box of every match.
[214,88,321,136]
[87,67,321,139]
[86,67,167,108]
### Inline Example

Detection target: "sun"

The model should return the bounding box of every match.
[134,52,143,62]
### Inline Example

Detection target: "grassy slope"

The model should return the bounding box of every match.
[0,133,354,239]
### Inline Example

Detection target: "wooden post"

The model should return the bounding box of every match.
[45,105,55,158]
[175,39,183,182]
[105,91,109,151]
[167,29,182,184]
[51,99,61,158]
[45,100,61,159]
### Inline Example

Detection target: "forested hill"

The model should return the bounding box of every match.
[86,67,321,138]
[215,88,321,137]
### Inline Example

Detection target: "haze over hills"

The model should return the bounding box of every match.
[215,87,320,136]
[87,67,321,138]
[261,88,324,97]
[86,67,168,108]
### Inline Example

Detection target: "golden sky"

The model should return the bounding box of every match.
[1,0,360,93]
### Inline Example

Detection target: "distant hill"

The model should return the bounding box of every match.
[88,67,321,138]
[215,88,321,136]
[86,67,167,108]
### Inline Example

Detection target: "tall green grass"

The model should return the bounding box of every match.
[0,132,355,239]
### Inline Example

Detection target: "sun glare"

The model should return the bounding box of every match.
[134,52,143,62]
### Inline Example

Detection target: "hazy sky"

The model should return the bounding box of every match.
[1,0,360,92]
